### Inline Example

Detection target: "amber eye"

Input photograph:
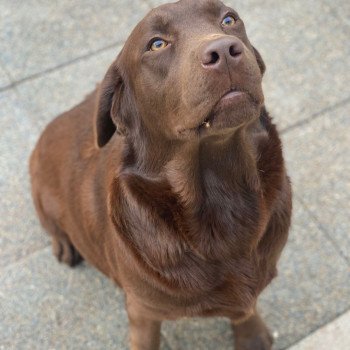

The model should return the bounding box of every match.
[149,38,168,51]
[222,15,236,27]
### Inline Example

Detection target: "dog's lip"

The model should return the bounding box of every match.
[197,88,245,128]
[177,88,246,137]
[214,88,246,110]
[221,89,245,101]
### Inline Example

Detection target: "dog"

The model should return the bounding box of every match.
[30,0,292,349]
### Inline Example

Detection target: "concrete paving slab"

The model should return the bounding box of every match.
[158,204,350,350]
[0,248,128,349]
[288,309,350,350]
[0,0,149,82]
[282,102,350,261]
[0,248,172,350]
[237,0,350,129]
[148,0,350,129]
[18,46,120,131]
[0,90,50,269]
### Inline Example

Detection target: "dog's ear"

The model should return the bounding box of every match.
[94,62,128,148]
[252,46,266,75]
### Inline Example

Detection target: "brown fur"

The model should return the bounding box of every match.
[30,1,292,349]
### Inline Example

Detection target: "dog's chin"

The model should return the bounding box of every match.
[198,94,261,135]
[176,91,262,139]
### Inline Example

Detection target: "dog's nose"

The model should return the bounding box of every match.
[201,37,243,70]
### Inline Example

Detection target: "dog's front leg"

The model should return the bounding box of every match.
[231,308,273,350]
[126,296,162,350]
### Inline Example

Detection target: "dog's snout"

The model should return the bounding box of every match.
[201,37,243,70]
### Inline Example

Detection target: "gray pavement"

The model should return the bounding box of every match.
[1,0,349,349]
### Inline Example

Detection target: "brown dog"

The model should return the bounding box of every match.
[30,0,292,349]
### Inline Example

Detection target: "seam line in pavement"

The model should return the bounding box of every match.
[0,41,123,93]
[0,243,51,272]
[0,61,14,86]
[295,194,350,266]
[282,306,350,350]
[161,332,175,350]
[280,96,350,134]
[0,0,153,92]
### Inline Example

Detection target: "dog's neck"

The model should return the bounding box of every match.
[119,111,272,211]
[117,113,271,253]
[110,109,285,291]
[165,118,266,203]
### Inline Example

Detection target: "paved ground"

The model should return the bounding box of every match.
[0,0,349,349]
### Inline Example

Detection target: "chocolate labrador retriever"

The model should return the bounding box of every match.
[30,0,292,349]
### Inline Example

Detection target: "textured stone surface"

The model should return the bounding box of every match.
[0,248,170,350]
[0,0,150,82]
[0,90,50,269]
[288,310,350,350]
[18,46,121,131]
[282,102,350,261]
[236,0,350,129]
[0,248,129,349]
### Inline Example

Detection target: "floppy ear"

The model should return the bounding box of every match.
[94,62,126,148]
[252,46,266,75]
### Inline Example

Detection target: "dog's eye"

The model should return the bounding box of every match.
[149,38,168,51]
[222,15,236,27]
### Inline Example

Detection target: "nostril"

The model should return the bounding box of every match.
[202,39,243,67]
[208,51,220,65]
[229,44,242,57]
[202,50,221,66]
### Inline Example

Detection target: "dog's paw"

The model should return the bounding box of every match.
[235,331,273,350]
[52,237,83,267]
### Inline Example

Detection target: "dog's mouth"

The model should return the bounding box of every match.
[196,88,247,133]
[177,87,257,138]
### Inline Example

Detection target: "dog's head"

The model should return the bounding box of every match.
[95,0,265,147]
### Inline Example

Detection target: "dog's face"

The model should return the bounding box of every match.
[95,0,265,147]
